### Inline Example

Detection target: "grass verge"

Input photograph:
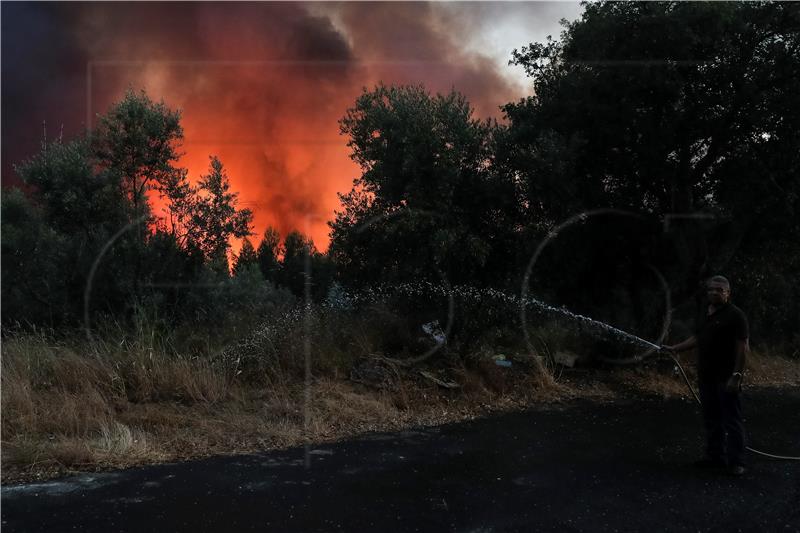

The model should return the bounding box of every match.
[2,332,796,484]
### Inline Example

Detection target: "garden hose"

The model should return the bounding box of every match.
[663,350,800,461]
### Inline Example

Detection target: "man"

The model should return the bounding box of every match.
[664,275,749,476]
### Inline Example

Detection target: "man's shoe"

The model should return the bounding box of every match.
[728,464,746,476]
[692,458,727,469]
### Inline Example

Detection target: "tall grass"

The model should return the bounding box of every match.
[0,300,571,481]
[9,291,792,482]
[1,329,230,473]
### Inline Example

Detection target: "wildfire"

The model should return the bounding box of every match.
[6,2,530,255]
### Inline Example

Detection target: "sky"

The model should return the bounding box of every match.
[1,1,584,252]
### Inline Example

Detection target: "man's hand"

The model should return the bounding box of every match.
[725,373,743,393]
[661,337,696,355]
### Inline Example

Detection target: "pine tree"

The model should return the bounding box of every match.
[189,156,254,262]
[280,230,317,297]
[256,226,282,283]
[232,237,258,277]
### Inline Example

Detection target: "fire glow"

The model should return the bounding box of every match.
[4,2,575,253]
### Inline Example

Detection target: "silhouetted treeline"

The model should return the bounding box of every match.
[3,2,799,349]
[329,2,800,348]
[2,90,332,337]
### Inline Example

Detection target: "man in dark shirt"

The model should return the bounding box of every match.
[664,275,749,476]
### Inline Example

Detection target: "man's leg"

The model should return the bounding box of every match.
[698,379,726,463]
[722,389,746,467]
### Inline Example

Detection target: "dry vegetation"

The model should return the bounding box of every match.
[0,331,579,483]
[2,328,796,484]
[607,349,800,399]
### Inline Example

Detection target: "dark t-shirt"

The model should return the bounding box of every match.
[695,302,749,382]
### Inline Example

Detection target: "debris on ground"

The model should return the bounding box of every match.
[492,354,513,368]
[553,351,580,368]
[421,320,446,345]
[419,370,460,389]
[349,356,399,389]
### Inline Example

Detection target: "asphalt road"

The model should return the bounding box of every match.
[3,387,799,532]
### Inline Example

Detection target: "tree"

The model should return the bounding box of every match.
[181,253,295,339]
[92,88,184,225]
[310,250,336,303]
[504,1,800,343]
[270,231,333,302]
[507,2,798,214]
[157,166,195,248]
[90,88,188,303]
[4,138,135,326]
[138,228,204,323]
[256,226,282,283]
[232,237,258,277]
[330,84,520,288]
[280,230,316,298]
[1,187,66,326]
[3,89,269,331]
[188,156,254,267]
[16,137,129,235]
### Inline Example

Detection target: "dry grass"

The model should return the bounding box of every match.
[0,332,573,483]
[744,349,800,386]
[608,349,800,398]
[2,333,797,484]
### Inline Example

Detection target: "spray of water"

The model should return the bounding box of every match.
[323,281,662,354]
[230,281,663,372]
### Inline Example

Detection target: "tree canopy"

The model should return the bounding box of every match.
[330,84,520,288]
[2,90,322,331]
[502,1,800,341]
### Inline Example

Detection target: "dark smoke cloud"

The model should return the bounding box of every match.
[316,1,523,118]
[2,2,90,186]
[2,1,577,249]
[2,2,356,247]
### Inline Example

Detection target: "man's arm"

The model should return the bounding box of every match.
[726,338,748,393]
[727,309,750,392]
[664,335,697,353]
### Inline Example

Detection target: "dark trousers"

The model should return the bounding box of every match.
[698,379,746,466]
